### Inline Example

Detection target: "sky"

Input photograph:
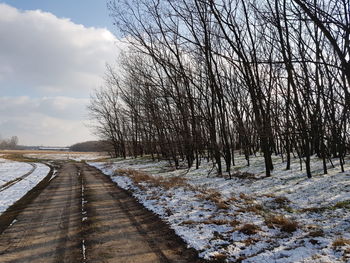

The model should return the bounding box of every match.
[0,1,122,146]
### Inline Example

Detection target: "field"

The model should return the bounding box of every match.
[0,156,50,216]
[0,150,109,162]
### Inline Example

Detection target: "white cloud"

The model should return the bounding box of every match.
[0,3,122,146]
[0,96,94,146]
[0,3,120,97]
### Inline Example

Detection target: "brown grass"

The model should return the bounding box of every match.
[116,168,232,212]
[232,171,256,179]
[238,223,261,235]
[115,168,187,190]
[274,196,290,205]
[244,237,259,246]
[308,229,324,238]
[212,253,227,262]
[239,193,253,200]
[196,190,230,210]
[265,214,299,233]
[332,237,350,248]
[202,218,229,225]
[230,220,240,227]
[181,220,197,225]
[237,204,264,214]
[300,207,326,213]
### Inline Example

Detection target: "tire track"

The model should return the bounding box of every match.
[0,163,37,192]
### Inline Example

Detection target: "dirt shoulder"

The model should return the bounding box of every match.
[81,163,204,263]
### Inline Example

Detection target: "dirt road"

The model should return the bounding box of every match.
[0,163,202,263]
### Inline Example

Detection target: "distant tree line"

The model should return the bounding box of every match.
[70,140,114,153]
[0,135,18,150]
[89,0,350,177]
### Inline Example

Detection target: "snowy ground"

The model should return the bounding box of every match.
[24,152,108,162]
[0,158,50,215]
[0,159,33,187]
[90,154,350,263]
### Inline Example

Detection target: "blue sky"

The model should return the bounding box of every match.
[0,2,123,146]
[1,0,113,31]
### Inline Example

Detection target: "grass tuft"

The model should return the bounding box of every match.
[238,223,260,235]
[332,237,350,248]
[265,214,298,233]
[212,253,227,262]
[274,196,290,205]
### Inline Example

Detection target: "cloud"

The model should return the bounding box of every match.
[0,96,94,146]
[0,3,122,146]
[0,3,120,97]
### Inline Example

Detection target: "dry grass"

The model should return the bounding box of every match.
[334,200,350,209]
[332,237,350,248]
[1,153,42,163]
[300,206,326,213]
[116,168,232,211]
[182,218,240,228]
[205,191,230,210]
[115,168,188,190]
[265,214,299,233]
[237,204,264,214]
[232,171,256,179]
[212,253,227,262]
[307,228,324,238]
[203,219,230,225]
[274,196,290,205]
[244,237,259,246]
[230,220,240,227]
[196,190,230,210]
[0,150,74,154]
[162,176,188,189]
[227,195,238,202]
[238,223,261,235]
[239,192,253,200]
[300,200,350,214]
[181,220,197,225]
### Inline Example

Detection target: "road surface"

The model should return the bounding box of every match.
[0,162,202,263]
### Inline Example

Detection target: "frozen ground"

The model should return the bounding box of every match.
[0,158,50,215]
[0,159,33,187]
[90,154,350,263]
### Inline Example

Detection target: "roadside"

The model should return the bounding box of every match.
[80,163,203,263]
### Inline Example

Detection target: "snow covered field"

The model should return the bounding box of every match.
[90,154,350,263]
[0,159,33,187]
[0,158,50,215]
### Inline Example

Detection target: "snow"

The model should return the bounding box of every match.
[90,154,350,263]
[0,159,50,215]
[0,158,33,187]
